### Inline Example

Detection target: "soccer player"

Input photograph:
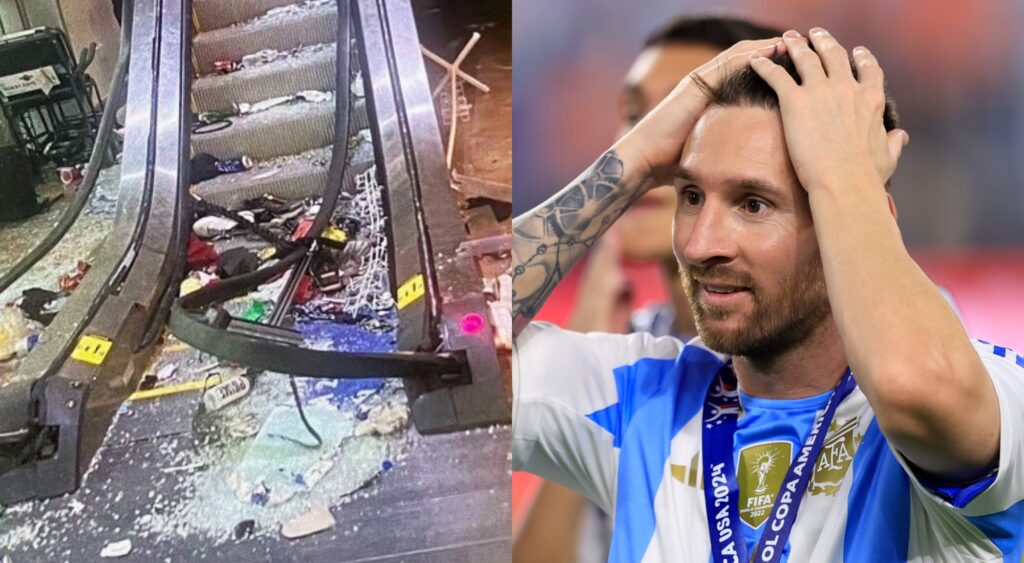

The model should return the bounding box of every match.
[512,29,1024,561]
[516,17,781,563]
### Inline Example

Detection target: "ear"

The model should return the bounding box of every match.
[886,192,898,221]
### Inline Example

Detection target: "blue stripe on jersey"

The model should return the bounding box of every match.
[843,420,911,562]
[586,358,678,448]
[598,345,724,563]
[964,498,1024,556]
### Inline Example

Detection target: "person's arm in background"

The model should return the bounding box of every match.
[512,38,788,338]
[566,227,634,334]
[513,481,590,563]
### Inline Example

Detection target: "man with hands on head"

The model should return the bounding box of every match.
[512,28,1024,562]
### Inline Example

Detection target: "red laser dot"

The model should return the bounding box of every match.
[460,313,485,334]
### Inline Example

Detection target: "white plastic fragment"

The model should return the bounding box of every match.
[156,363,177,381]
[355,402,410,437]
[280,502,335,539]
[100,539,132,558]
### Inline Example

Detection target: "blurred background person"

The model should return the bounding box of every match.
[514,16,782,563]
[512,1,1024,559]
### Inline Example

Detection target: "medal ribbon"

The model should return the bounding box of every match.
[701,364,856,563]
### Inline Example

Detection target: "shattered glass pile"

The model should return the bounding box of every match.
[0,165,122,386]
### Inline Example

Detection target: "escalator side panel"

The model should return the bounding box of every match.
[356,0,509,432]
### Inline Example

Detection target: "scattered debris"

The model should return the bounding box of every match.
[57,260,91,292]
[156,363,177,381]
[234,519,255,540]
[160,461,208,474]
[99,538,132,558]
[280,502,335,540]
[355,402,410,437]
[225,413,261,439]
[202,375,253,412]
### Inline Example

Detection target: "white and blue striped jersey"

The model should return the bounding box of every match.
[512,322,1024,562]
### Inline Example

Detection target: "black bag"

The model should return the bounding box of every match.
[0,147,40,221]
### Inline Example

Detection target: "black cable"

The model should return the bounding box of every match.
[289,375,322,448]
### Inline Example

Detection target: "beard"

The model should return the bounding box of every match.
[681,254,830,360]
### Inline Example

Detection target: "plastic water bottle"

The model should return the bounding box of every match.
[203,375,253,412]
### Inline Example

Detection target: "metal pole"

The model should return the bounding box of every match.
[14,0,29,29]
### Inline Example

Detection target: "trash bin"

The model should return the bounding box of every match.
[0,145,40,221]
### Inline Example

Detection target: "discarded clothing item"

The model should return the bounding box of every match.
[217,248,260,278]
[187,234,219,269]
[191,153,221,184]
[100,538,132,558]
[18,287,62,325]
[280,502,335,539]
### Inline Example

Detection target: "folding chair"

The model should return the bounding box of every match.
[0,27,103,166]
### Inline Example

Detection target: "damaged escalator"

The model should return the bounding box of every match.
[0,0,510,528]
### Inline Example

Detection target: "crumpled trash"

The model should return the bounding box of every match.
[0,308,32,361]
[355,402,410,436]
[100,538,132,558]
[58,260,91,292]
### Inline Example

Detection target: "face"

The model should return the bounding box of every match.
[673,106,830,358]
[615,42,721,260]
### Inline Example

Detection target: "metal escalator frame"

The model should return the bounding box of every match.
[0,0,192,504]
[355,0,509,432]
[168,0,509,433]
[168,0,470,381]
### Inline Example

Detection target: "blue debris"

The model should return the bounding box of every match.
[382,460,393,472]
[250,484,269,506]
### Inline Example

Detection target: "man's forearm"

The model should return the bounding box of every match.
[809,180,999,479]
[512,150,647,335]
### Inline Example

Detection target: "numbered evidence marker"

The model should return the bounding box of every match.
[397,273,425,310]
[71,334,113,366]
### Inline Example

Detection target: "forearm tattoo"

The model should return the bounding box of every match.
[512,150,641,327]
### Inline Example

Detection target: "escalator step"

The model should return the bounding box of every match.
[193,3,337,75]
[193,0,296,31]
[193,44,336,114]
[192,131,375,210]
[192,99,335,162]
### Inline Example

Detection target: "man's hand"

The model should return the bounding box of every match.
[748,29,908,193]
[615,37,787,182]
[751,28,999,482]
